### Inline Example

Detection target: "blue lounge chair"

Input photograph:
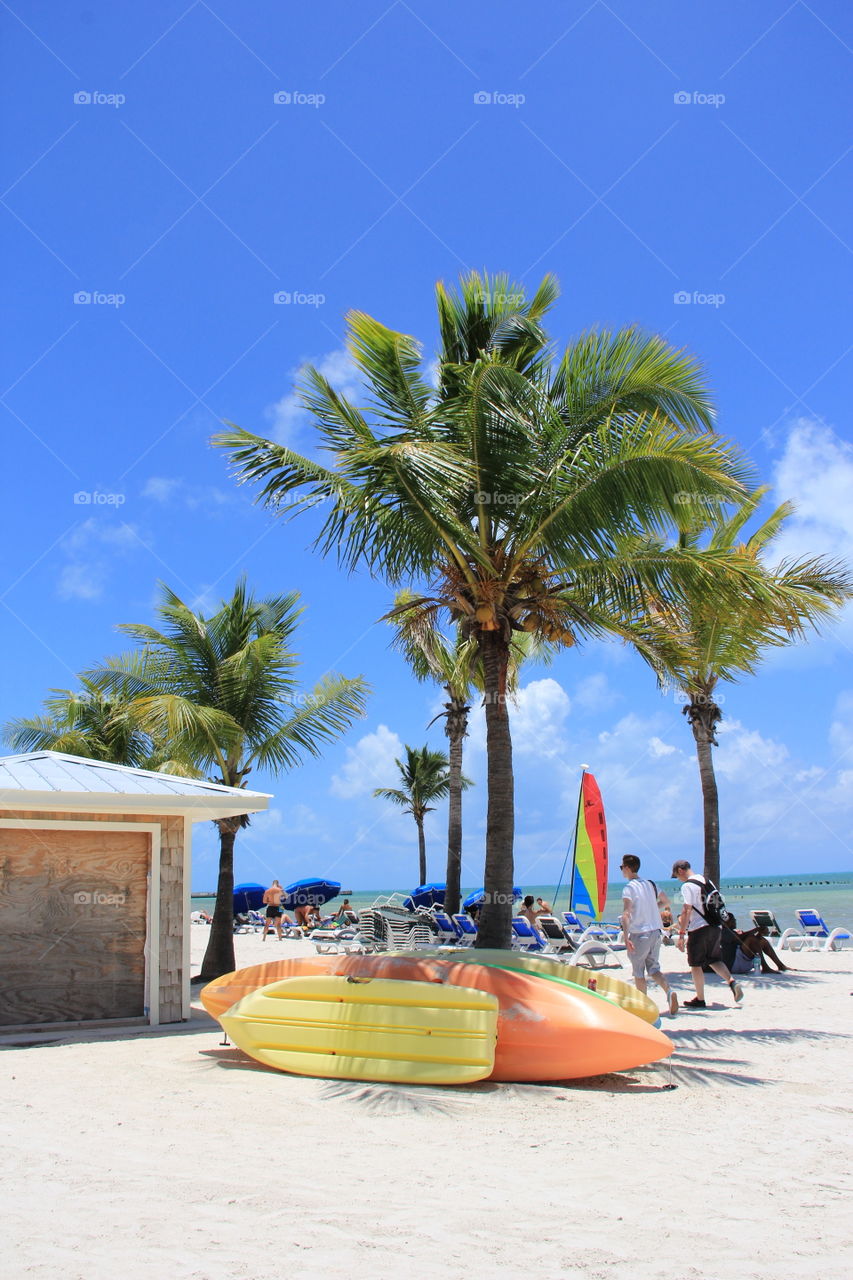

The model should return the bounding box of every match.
[451,913,478,945]
[780,909,852,951]
[511,917,548,952]
[430,910,461,945]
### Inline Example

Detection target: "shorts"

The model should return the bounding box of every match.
[686,923,722,968]
[265,905,282,918]
[628,930,662,980]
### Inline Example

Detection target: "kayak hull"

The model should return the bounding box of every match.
[220,975,498,1084]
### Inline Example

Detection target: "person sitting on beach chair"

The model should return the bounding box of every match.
[722,916,789,974]
[519,895,545,926]
[294,902,322,930]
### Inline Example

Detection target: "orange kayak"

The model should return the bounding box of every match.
[200,955,338,1021]
[333,953,671,1079]
[201,953,671,1080]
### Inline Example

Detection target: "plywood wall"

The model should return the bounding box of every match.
[0,810,186,1026]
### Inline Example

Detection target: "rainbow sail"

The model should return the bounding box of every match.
[569,771,608,920]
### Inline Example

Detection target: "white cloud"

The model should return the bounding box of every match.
[58,519,140,601]
[142,477,182,502]
[766,419,853,661]
[829,691,853,758]
[141,477,232,511]
[648,736,675,758]
[772,419,853,557]
[330,724,403,799]
[266,348,363,445]
[464,678,572,762]
[510,678,571,757]
[573,672,621,713]
[714,718,789,782]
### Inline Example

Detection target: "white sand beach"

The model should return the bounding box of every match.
[2,931,851,1280]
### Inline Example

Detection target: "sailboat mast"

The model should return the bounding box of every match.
[567,768,586,910]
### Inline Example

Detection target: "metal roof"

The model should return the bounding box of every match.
[0,751,271,819]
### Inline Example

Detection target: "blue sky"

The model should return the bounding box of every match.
[2,1,852,892]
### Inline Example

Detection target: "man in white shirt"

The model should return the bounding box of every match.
[620,855,678,1016]
[672,859,743,1008]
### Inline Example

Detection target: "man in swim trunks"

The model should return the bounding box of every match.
[620,855,678,1016]
[262,880,285,940]
[673,860,743,1007]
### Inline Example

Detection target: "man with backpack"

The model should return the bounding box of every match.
[672,860,744,1008]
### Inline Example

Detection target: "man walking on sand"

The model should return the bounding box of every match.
[620,855,679,1017]
[672,859,743,1008]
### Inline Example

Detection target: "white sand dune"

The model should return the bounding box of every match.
[1,929,851,1279]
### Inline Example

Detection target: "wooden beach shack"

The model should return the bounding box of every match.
[0,751,270,1030]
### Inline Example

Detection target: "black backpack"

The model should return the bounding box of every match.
[687,877,731,929]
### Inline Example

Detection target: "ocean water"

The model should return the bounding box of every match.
[193,870,853,930]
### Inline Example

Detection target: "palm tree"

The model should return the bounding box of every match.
[639,488,852,886]
[88,579,369,979]
[215,270,754,946]
[373,745,463,885]
[389,593,550,915]
[4,678,188,772]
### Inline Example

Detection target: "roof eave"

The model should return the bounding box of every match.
[0,791,271,821]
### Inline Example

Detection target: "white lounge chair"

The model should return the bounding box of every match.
[750,909,782,936]
[534,914,575,954]
[780,909,852,951]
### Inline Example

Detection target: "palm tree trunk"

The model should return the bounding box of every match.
[476,629,514,949]
[684,696,722,887]
[198,817,240,981]
[416,816,427,887]
[444,698,468,917]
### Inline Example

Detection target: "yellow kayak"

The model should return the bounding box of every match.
[408,948,660,1024]
[220,974,499,1084]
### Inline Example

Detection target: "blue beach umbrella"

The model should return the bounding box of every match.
[281,878,342,909]
[233,882,268,913]
[404,883,446,910]
[463,886,522,910]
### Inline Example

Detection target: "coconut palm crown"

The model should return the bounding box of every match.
[374,744,466,886]
[215,270,757,947]
[86,578,369,979]
[639,487,853,886]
